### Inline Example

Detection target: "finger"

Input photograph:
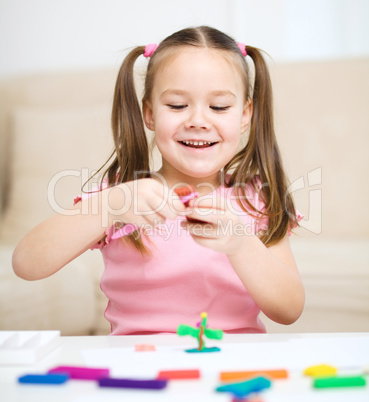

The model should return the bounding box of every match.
[141,200,184,225]
[156,202,182,221]
[135,205,173,229]
[149,184,188,218]
[180,220,217,238]
[185,208,226,225]
[169,196,189,216]
[191,235,223,252]
[192,194,227,210]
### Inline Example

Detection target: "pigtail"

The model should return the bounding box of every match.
[226,46,297,245]
[100,46,151,254]
[106,46,150,185]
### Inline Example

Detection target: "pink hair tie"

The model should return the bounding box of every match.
[144,43,158,58]
[237,42,247,56]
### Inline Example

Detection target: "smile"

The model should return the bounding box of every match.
[179,140,217,149]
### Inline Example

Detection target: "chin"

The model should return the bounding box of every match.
[181,168,220,182]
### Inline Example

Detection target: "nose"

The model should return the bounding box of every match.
[184,107,210,130]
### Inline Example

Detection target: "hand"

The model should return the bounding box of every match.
[181,196,250,255]
[105,178,187,229]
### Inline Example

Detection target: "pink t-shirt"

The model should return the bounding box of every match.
[74,179,301,335]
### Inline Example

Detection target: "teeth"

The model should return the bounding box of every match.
[182,140,214,146]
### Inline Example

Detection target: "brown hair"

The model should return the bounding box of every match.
[96,26,298,251]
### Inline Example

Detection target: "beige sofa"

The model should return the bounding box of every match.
[0,58,368,335]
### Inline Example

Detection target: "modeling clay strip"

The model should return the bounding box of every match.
[157,369,201,380]
[303,364,337,377]
[98,377,168,390]
[48,365,110,380]
[178,192,198,205]
[216,376,272,398]
[174,186,198,206]
[314,375,366,389]
[18,373,69,385]
[220,369,288,381]
[135,344,156,351]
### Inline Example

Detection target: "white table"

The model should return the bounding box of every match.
[1,332,369,402]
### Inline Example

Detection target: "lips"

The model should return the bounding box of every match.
[179,140,217,149]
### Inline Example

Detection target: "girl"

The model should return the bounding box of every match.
[13,26,305,335]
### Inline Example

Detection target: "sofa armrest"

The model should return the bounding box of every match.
[262,238,369,333]
[0,246,108,336]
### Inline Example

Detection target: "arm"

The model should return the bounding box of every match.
[182,205,305,325]
[13,179,185,281]
[227,234,305,325]
[12,191,111,281]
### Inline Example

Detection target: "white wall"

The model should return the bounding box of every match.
[0,0,368,77]
[233,0,369,62]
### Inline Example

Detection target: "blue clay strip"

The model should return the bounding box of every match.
[18,374,69,385]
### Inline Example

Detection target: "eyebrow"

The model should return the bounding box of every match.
[160,89,236,98]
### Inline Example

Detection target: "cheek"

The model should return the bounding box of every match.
[221,128,242,157]
[154,111,180,137]
[220,121,242,143]
[154,132,168,153]
[155,128,172,146]
[154,121,177,149]
[229,135,241,155]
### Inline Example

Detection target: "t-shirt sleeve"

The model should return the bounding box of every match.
[246,178,304,237]
[287,209,304,236]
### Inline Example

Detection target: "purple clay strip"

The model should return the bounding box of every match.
[98,377,168,390]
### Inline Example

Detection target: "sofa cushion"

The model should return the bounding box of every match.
[0,106,113,244]
[0,245,101,335]
[270,59,369,238]
[262,237,369,333]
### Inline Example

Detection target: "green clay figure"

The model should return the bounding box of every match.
[177,312,223,353]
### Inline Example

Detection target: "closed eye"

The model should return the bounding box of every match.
[210,106,230,112]
[167,104,187,110]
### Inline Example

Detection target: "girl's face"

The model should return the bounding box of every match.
[143,47,252,188]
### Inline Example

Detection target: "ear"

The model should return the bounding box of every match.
[143,101,155,131]
[241,100,253,134]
